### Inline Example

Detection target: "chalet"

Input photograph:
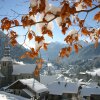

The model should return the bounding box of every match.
[47,81,79,100]
[80,83,100,100]
[6,78,48,100]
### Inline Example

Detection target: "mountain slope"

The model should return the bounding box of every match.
[1,30,99,64]
[40,42,66,60]
[0,31,36,64]
[40,41,100,64]
[67,42,100,64]
[40,41,89,62]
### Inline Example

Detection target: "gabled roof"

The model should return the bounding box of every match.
[80,83,100,96]
[7,78,48,93]
[48,81,79,95]
[20,78,48,93]
[12,64,36,75]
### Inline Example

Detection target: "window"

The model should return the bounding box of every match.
[3,62,6,66]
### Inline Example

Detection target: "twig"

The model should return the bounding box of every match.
[76,4,100,13]
[11,9,27,16]
[0,4,99,31]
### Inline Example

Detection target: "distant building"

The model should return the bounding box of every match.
[40,75,58,86]
[79,70,100,82]
[0,45,40,88]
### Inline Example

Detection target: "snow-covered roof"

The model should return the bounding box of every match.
[8,78,48,93]
[47,63,52,67]
[86,68,100,76]
[56,74,71,82]
[48,81,79,95]
[20,78,48,93]
[80,84,100,96]
[40,75,58,85]
[40,75,72,86]
[0,91,29,100]
[79,72,86,75]
[1,57,12,61]
[13,60,25,65]
[12,64,36,75]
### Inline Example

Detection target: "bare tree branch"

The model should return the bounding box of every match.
[0,4,98,29]
[77,4,100,13]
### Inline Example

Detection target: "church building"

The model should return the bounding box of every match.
[0,45,39,88]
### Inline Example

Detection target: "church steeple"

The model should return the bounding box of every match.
[3,36,11,57]
[4,46,11,57]
[1,41,13,85]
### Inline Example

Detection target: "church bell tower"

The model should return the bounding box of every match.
[1,44,13,84]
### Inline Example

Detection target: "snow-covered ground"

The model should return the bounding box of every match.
[0,91,29,100]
